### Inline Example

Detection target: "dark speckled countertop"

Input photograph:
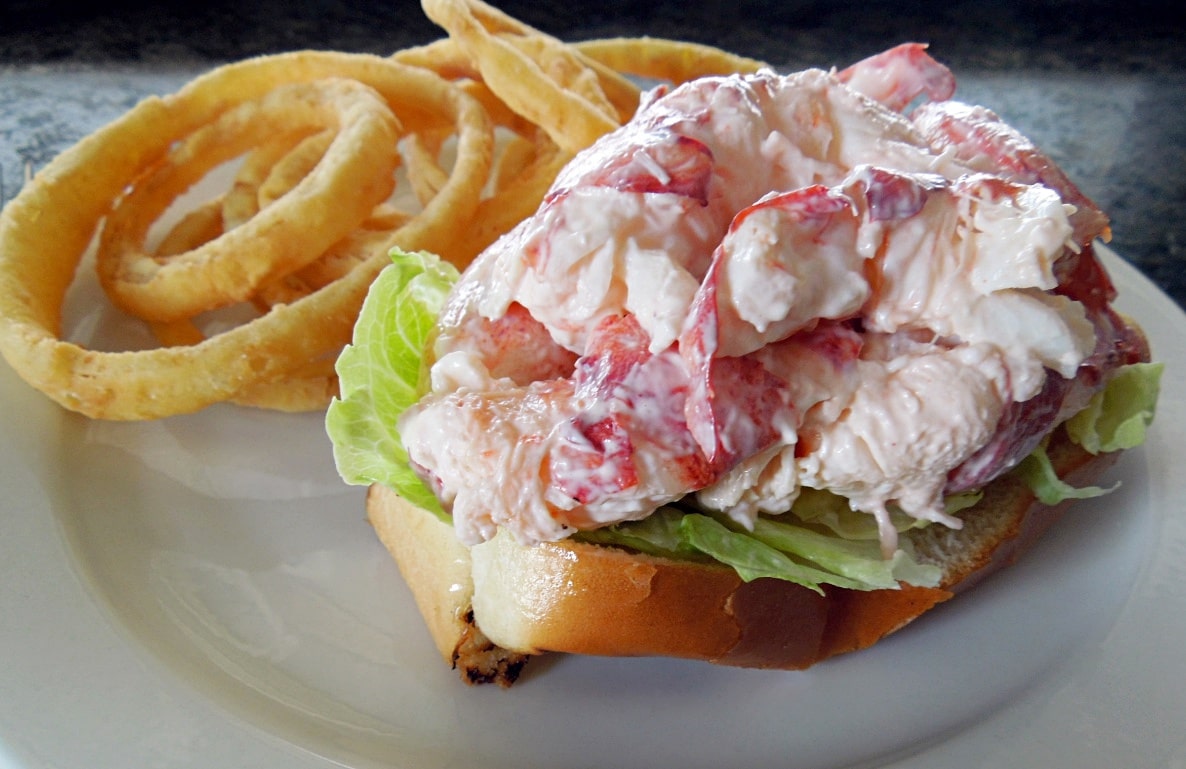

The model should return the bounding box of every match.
[3,0,1185,307]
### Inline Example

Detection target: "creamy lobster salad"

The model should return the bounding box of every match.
[329,44,1160,593]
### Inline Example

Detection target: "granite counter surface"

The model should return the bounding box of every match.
[2,0,1185,307]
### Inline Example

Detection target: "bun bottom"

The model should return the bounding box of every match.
[367,429,1119,686]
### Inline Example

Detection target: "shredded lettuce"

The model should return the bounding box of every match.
[325,249,459,515]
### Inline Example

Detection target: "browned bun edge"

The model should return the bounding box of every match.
[365,423,1125,686]
[366,484,531,686]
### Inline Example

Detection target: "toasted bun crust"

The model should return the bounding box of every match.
[367,424,1123,687]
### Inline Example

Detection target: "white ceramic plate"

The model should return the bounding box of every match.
[1,243,1183,768]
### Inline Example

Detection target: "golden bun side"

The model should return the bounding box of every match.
[365,426,1123,687]
[366,484,531,685]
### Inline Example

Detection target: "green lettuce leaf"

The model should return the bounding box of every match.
[325,249,459,515]
[679,514,867,594]
[1015,442,1117,506]
[577,505,941,594]
[1017,361,1162,505]
[575,507,701,560]
[1066,362,1163,454]
[748,516,940,590]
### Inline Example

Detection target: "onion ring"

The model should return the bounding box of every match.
[264,59,498,302]
[421,0,638,152]
[154,196,226,259]
[128,195,348,413]
[95,78,400,323]
[220,129,320,231]
[574,38,766,84]
[404,132,452,208]
[258,131,335,208]
[230,359,341,412]
[0,51,492,419]
[392,37,480,81]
